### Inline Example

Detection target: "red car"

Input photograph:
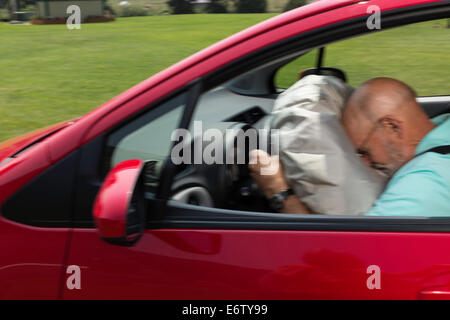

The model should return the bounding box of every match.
[0,0,449,300]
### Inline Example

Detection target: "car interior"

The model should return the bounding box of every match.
[160,44,450,214]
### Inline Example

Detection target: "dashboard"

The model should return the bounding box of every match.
[168,86,278,212]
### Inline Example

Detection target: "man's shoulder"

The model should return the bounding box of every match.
[366,152,450,217]
[394,150,450,180]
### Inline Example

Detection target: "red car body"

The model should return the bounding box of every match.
[1,0,449,299]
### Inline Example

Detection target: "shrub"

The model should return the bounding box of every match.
[118,6,148,17]
[206,0,228,13]
[283,0,307,12]
[0,8,9,21]
[236,0,266,13]
[167,0,194,14]
[104,0,116,16]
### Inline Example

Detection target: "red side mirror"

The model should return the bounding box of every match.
[93,159,146,246]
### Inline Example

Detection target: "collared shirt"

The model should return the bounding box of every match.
[366,113,450,217]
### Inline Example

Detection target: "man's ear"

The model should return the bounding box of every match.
[380,116,403,138]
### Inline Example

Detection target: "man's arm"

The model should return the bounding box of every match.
[280,194,311,214]
[248,150,311,214]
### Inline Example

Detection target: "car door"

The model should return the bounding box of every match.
[62,85,450,300]
[62,0,450,299]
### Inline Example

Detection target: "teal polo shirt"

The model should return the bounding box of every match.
[366,113,450,217]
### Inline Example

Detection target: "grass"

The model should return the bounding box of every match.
[0,15,449,142]
[0,14,275,141]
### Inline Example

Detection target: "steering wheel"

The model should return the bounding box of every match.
[169,122,270,211]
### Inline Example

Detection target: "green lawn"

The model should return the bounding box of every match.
[0,15,449,142]
[0,14,275,141]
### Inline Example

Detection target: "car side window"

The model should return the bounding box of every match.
[275,19,449,96]
[103,92,186,191]
[71,91,189,226]
[274,50,317,89]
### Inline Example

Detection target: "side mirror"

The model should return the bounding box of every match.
[93,159,146,246]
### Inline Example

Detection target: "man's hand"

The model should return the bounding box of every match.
[248,150,289,199]
[248,150,311,214]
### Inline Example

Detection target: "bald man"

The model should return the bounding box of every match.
[249,77,450,216]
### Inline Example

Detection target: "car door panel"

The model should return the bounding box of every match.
[62,227,450,299]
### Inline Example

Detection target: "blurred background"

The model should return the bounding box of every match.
[0,0,449,142]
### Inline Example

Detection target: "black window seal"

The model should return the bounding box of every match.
[152,201,450,233]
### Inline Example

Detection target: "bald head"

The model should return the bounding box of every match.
[342,77,436,176]
[344,77,419,123]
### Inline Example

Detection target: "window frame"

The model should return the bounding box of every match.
[155,1,450,233]
[69,0,450,231]
[202,1,450,95]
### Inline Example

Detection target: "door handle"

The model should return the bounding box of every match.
[419,290,450,300]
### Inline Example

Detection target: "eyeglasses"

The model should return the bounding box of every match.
[355,118,397,177]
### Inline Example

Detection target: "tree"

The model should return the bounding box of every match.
[283,0,307,12]
[103,0,116,16]
[8,0,18,19]
[206,0,228,13]
[167,0,193,14]
[236,0,266,13]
